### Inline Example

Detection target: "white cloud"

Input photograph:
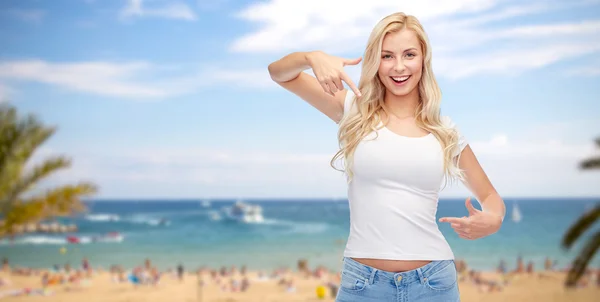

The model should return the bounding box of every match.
[35,146,347,198]
[229,0,600,79]
[0,59,282,99]
[229,0,485,53]
[6,2,597,100]
[0,60,174,99]
[34,132,600,199]
[519,120,600,143]
[120,0,197,21]
[567,66,600,76]
[197,0,230,11]
[199,68,276,89]
[3,9,46,23]
[459,141,598,198]
[470,135,595,159]
[498,20,600,37]
[435,41,600,79]
[439,129,600,198]
[447,3,551,28]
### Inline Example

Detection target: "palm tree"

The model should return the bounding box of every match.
[580,138,600,169]
[0,104,98,237]
[561,137,600,288]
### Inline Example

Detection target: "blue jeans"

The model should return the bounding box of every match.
[335,257,461,302]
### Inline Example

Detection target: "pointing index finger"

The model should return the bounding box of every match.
[340,72,361,97]
[439,217,466,225]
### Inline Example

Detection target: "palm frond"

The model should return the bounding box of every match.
[41,182,97,217]
[579,136,600,169]
[562,136,600,288]
[0,105,55,172]
[0,104,99,237]
[0,200,45,235]
[561,203,600,249]
[565,230,600,287]
[0,183,97,235]
[1,156,71,208]
[0,104,58,210]
[580,157,600,169]
[13,119,56,163]
[0,106,18,174]
[0,105,18,137]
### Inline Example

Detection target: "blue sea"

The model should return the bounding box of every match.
[1,198,598,273]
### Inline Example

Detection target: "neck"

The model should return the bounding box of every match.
[383,88,420,119]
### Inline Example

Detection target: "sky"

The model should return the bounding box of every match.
[1,0,599,200]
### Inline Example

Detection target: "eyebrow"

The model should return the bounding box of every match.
[382,48,418,53]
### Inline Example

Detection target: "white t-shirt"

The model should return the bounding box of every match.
[341,90,468,260]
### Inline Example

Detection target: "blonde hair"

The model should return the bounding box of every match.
[330,12,465,188]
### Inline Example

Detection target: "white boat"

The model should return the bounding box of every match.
[222,200,264,223]
[209,210,222,221]
[512,201,522,223]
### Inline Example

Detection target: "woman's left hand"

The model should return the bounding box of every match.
[439,197,503,240]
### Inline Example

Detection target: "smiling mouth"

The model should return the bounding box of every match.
[391,76,410,83]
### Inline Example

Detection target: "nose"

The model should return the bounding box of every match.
[394,58,406,74]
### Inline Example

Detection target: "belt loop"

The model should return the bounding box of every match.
[368,268,377,285]
[416,267,424,283]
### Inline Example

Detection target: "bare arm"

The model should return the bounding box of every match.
[459,145,506,220]
[439,145,505,240]
[268,51,361,123]
[267,51,313,83]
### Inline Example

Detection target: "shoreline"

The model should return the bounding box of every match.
[1,247,591,275]
[1,261,599,302]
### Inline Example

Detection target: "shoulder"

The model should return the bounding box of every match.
[440,115,457,128]
[343,89,356,113]
[440,116,465,138]
[440,115,468,154]
[339,89,358,123]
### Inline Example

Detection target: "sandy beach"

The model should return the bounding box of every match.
[1,259,598,302]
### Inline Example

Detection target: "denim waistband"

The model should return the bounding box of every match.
[342,257,455,285]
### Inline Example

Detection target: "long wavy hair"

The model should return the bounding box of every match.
[330,12,465,188]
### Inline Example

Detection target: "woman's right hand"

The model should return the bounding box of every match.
[307,51,362,97]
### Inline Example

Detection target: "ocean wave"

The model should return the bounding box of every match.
[249,218,279,225]
[242,218,329,234]
[277,219,329,234]
[84,213,169,226]
[85,213,120,222]
[287,222,329,234]
[2,236,66,245]
[208,210,222,221]
[0,234,124,246]
[129,216,170,226]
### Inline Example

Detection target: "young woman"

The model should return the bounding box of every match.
[268,12,506,301]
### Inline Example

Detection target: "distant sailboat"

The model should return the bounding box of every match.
[512,201,522,223]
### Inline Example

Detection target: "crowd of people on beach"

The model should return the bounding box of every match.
[453,255,600,293]
[0,254,599,299]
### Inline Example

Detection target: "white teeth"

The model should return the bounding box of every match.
[392,76,410,82]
